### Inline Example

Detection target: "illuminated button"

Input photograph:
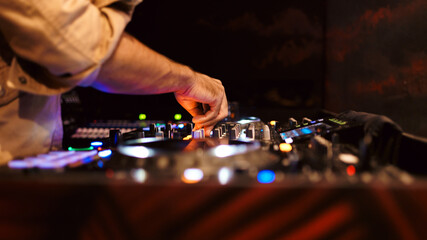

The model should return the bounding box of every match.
[182,168,204,184]
[98,149,112,158]
[329,118,347,125]
[183,135,192,140]
[218,167,233,185]
[68,146,94,151]
[346,165,356,176]
[8,160,31,169]
[257,170,275,184]
[279,143,293,152]
[131,168,147,183]
[90,141,103,147]
[139,114,147,120]
[301,128,312,134]
[174,113,182,121]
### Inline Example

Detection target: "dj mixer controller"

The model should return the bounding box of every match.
[2,107,420,186]
[3,106,427,239]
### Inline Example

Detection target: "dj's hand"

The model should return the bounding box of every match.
[174,72,228,136]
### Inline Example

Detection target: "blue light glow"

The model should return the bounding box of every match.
[98,149,112,158]
[178,123,185,129]
[301,128,313,134]
[97,161,104,168]
[91,141,103,147]
[257,170,275,184]
[8,160,30,169]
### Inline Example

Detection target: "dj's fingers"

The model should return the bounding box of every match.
[192,91,227,124]
[193,98,228,136]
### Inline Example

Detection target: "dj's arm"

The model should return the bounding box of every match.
[93,32,228,134]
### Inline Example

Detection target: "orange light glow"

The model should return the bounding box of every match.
[183,135,192,140]
[279,143,293,152]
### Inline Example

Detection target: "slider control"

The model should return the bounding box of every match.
[262,125,271,141]
[212,128,221,138]
[289,118,298,128]
[246,123,255,139]
[230,124,241,140]
[302,117,312,124]
[192,128,205,139]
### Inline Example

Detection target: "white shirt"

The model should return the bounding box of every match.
[0,0,142,163]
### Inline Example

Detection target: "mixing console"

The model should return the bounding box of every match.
[3,109,418,186]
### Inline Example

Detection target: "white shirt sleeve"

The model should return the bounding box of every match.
[0,0,142,95]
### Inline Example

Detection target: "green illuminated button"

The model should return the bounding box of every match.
[329,118,347,125]
[139,114,147,120]
[68,146,94,151]
[174,113,182,121]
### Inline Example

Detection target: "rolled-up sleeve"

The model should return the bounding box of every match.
[0,0,142,95]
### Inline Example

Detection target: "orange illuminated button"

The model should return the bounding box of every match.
[279,143,293,152]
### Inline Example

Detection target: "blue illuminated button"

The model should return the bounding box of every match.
[91,141,103,147]
[301,128,312,134]
[257,170,275,184]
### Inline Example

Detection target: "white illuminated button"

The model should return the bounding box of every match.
[212,145,236,158]
[338,153,359,164]
[98,149,112,158]
[182,168,204,184]
[218,167,233,185]
[131,168,147,183]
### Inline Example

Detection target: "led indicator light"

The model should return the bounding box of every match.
[139,114,147,120]
[347,165,356,176]
[68,146,94,151]
[174,113,182,121]
[90,141,103,147]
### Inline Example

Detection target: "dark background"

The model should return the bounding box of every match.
[72,0,427,137]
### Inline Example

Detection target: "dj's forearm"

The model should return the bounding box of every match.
[93,32,194,95]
